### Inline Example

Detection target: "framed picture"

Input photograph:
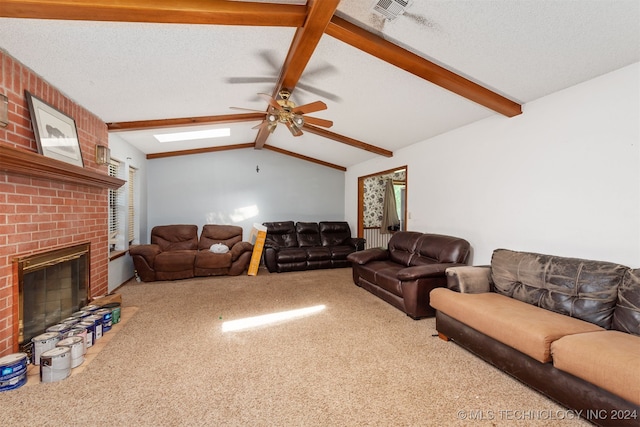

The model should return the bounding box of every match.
[25,91,84,167]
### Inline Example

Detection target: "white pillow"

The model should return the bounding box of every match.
[209,243,229,254]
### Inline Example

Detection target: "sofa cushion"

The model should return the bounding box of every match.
[198,224,242,250]
[319,221,351,246]
[387,232,423,266]
[275,248,307,263]
[551,330,640,405]
[430,288,604,363]
[491,249,628,329]
[612,268,640,335]
[194,251,232,269]
[154,250,197,272]
[151,225,198,251]
[410,234,471,265]
[264,221,299,248]
[306,246,331,261]
[296,222,321,247]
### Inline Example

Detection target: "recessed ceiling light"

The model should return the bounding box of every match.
[154,128,230,143]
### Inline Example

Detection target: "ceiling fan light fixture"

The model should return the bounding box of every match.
[292,114,305,127]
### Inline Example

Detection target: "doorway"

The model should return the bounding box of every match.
[357,166,407,249]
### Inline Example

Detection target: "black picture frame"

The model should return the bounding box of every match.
[25,91,84,167]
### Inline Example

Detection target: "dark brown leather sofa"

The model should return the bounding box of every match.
[262,221,365,273]
[130,224,253,281]
[430,249,640,427]
[346,231,471,319]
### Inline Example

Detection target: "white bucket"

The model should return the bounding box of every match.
[57,336,84,368]
[40,347,71,383]
[31,332,61,366]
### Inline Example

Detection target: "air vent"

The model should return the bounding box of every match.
[372,0,412,21]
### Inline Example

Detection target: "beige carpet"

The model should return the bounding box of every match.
[0,268,590,426]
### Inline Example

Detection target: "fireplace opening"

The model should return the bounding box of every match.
[15,243,90,350]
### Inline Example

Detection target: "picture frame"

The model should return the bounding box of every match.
[25,91,84,167]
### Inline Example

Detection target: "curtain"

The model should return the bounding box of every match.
[381,180,400,234]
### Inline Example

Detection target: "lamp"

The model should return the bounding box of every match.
[0,94,8,128]
[95,145,110,165]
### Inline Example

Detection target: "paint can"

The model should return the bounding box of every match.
[63,327,88,354]
[31,332,61,366]
[0,353,28,387]
[56,337,84,368]
[0,372,27,392]
[85,315,103,341]
[71,310,90,319]
[94,308,113,333]
[46,323,71,335]
[78,321,95,348]
[102,302,121,324]
[61,317,80,327]
[81,304,99,313]
[40,347,71,383]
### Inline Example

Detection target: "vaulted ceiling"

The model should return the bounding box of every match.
[1,0,638,170]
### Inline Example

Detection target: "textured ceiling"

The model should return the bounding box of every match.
[0,1,638,169]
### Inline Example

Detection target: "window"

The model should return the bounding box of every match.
[128,166,136,244]
[108,160,120,252]
[107,160,136,253]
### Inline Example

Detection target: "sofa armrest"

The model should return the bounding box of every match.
[229,241,254,262]
[445,266,491,293]
[129,244,162,266]
[347,248,389,265]
[397,263,465,280]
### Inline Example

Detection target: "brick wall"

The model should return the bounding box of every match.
[0,50,110,356]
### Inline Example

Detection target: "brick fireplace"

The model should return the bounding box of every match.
[0,50,123,356]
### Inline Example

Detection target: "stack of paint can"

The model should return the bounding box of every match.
[0,353,28,392]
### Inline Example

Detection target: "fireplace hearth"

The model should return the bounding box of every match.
[14,243,90,349]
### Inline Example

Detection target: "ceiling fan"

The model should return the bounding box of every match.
[231,89,333,137]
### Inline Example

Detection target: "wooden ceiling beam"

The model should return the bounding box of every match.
[326,16,522,118]
[146,143,254,159]
[107,112,265,132]
[0,0,306,26]
[255,0,340,150]
[302,124,393,157]
[263,145,346,172]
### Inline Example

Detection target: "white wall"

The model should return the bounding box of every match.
[146,148,345,241]
[108,133,148,291]
[346,63,640,267]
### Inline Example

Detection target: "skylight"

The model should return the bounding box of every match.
[154,128,230,143]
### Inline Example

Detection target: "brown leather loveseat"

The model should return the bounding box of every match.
[346,231,471,319]
[130,224,253,281]
[430,249,640,426]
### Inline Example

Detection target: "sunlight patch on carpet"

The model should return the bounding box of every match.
[221,305,326,332]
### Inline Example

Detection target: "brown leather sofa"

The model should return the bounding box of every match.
[430,249,640,427]
[130,224,253,281]
[262,221,365,273]
[346,231,471,319]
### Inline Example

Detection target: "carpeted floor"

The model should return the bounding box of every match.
[1,268,590,426]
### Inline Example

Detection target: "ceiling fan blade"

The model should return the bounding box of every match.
[258,93,282,110]
[292,100,327,115]
[302,116,333,128]
[296,83,342,103]
[230,106,268,114]
[285,121,303,137]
